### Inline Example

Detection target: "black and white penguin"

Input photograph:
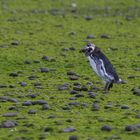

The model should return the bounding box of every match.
[81,43,123,90]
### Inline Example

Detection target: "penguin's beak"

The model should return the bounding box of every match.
[82,47,90,56]
[80,47,86,53]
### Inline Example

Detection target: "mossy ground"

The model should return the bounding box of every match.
[0,0,140,140]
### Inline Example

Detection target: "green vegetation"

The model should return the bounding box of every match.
[0,0,140,140]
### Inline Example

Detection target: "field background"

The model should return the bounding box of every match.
[0,0,140,140]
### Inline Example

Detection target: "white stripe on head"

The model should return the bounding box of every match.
[90,43,95,51]
[86,43,96,52]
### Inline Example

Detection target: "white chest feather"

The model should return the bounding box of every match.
[87,56,114,82]
[88,56,100,76]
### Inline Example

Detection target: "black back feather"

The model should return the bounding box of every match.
[90,47,119,82]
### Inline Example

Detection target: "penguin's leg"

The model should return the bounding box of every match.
[104,82,110,90]
[104,81,113,90]
[108,82,113,90]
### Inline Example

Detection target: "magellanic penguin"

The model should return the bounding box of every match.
[81,43,123,90]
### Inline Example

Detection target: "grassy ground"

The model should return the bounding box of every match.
[0,0,140,140]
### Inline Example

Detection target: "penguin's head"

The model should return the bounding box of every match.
[81,43,96,56]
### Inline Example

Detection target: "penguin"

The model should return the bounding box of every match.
[81,43,123,90]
